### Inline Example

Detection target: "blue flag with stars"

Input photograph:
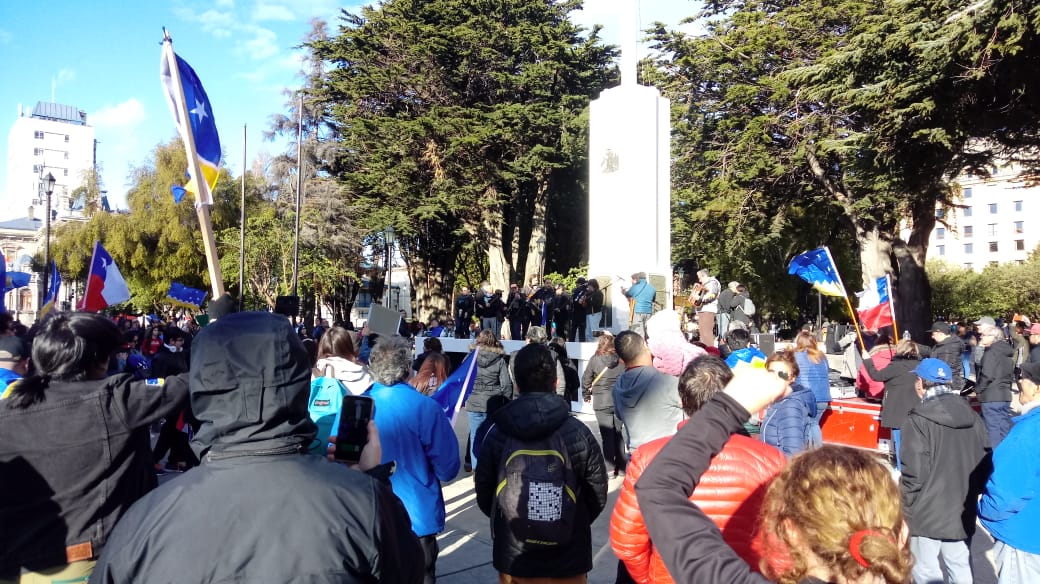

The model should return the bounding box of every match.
[161,44,221,206]
[166,282,208,310]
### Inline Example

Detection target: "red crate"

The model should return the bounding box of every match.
[821,398,891,452]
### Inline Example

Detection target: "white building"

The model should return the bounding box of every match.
[921,164,1039,270]
[4,102,96,220]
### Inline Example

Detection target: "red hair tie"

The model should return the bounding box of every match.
[848,529,893,568]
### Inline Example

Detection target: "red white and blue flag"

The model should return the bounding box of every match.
[857,275,894,332]
[79,241,131,311]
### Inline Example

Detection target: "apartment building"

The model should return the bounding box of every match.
[4,101,95,220]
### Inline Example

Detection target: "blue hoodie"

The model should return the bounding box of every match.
[978,404,1040,553]
[760,385,818,457]
[626,279,657,314]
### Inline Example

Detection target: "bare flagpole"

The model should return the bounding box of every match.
[239,124,246,312]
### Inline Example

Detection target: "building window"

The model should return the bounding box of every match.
[63,151,69,160]
[963,187,972,198]
[64,134,69,142]
[936,227,945,240]
[936,209,945,219]
[989,241,999,252]
[1014,221,1023,234]
[32,164,40,173]
[1015,200,1023,211]
[964,207,973,217]
[937,245,945,256]
[63,169,68,177]
[1016,240,1025,251]
[34,131,44,139]
[987,223,998,236]
[964,225,973,237]
[964,243,973,254]
[33,147,43,156]
[989,203,998,214]
[964,262,973,269]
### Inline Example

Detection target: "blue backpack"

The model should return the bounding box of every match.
[307,369,349,455]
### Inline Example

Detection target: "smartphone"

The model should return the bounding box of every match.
[334,396,375,464]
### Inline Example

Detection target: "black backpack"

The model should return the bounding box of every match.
[492,429,580,548]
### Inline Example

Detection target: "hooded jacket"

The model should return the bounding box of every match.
[313,355,373,396]
[474,392,608,578]
[976,341,1014,403]
[467,348,512,412]
[900,392,991,540]
[614,366,684,449]
[88,312,423,584]
[759,385,817,457]
[1,374,187,578]
[646,310,707,377]
[611,421,786,583]
[930,335,966,392]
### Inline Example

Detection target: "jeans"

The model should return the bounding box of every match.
[995,540,1040,584]
[509,318,526,341]
[891,428,903,471]
[587,312,601,337]
[810,403,827,448]
[630,313,651,338]
[467,411,487,469]
[717,312,731,338]
[910,536,972,584]
[981,401,1014,448]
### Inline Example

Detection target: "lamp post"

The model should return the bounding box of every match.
[536,235,546,282]
[40,172,56,311]
[384,226,395,308]
[677,267,685,290]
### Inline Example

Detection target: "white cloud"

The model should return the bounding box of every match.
[216,0,234,7]
[241,27,280,59]
[55,68,76,87]
[253,2,295,22]
[174,7,235,38]
[91,98,147,129]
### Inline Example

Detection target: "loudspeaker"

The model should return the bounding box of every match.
[274,295,300,317]
[752,333,775,357]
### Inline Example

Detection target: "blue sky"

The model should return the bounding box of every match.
[0,0,697,211]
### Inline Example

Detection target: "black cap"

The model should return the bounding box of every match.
[927,321,950,333]
[1020,362,1040,385]
[0,336,27,362]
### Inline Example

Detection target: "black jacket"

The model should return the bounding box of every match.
[1,374,188,578]
[506,291,527,320]
[977,341,1014,403]
[456,293,476,322]
[1031,343,1040,364]
[467,348,512,412]
[474,392,608,578]
[862,355,921,429]
[88,312,422,584]
[930,335,965,392]
[900,393,991,539]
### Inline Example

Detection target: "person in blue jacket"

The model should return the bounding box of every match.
[759,351,817,457]
[365,335,461,584]
[792,330,831,447]
[978,361,1040,583]
[624,272,657,338]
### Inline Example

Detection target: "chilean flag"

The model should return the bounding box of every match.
[857,275,894,332]
[79,241,131,311]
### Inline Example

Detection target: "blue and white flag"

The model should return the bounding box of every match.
[430,348,481,427]
[166,282,207,309]
[788,247,847,297]
[161,35,221,206]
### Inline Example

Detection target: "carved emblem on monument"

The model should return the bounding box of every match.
[601,148,620,173]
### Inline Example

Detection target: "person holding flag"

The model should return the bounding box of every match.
[40,262,62,318]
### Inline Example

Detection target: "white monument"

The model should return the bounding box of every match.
[587,0,672,333]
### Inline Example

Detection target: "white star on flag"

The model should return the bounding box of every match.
[190,98,209,122]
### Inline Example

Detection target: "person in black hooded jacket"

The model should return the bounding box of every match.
[861,339,922,470]
[475,343,608,581]
[976,324,1015,448]
[89,311,422,584]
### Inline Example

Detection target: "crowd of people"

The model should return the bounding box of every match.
[1,283,1038,584]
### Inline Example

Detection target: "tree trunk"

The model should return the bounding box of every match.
[855,222,933,344]
[522,179,549,285]
[408,251,455,323]
[485,210,511,292]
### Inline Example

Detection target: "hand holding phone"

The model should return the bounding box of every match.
[333,396,375,465]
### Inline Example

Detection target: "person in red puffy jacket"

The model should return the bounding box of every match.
[611,354,787,583]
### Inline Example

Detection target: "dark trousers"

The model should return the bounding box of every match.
[574,312,587,342]
[554,318,571,342]
[508,318,527,341]
[153,418,197,466]
[419,534,439,584]
[981,401,1014,448]
[595,409,627,473]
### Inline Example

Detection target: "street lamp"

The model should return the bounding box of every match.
[384,226,396,307]
[536,235,546,282]
[40,172,56,312]
[677,267,685,289]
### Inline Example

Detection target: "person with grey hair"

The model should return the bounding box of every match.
[517,326,564,394]
[623,272,657,338]
[366,335,460,583]
[976,323,1015,447]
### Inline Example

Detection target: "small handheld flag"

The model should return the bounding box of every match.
[430,348,481,427]
[166,282,207,310]
[3,272,31,292]
[40,262,62,317]
[79,241,131,311]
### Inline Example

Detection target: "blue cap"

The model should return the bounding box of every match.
[915,358,951,384]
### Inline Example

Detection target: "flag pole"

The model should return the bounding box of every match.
[823,246,867,352]
[162,30,225,299]
[887,273,900,341]
[239,123,246,312]
[450,348,480,427]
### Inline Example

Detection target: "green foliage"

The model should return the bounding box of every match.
[929,248,1040,321]
[543,265,589,292]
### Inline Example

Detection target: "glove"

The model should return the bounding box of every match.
[207,293,238,321]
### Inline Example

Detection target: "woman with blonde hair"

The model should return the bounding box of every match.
[861,339,921,470]
[466,329,512,468]
[411,351,450,396]
[793,330,831,446]
[636,368,912,584]
[314,326,372,395]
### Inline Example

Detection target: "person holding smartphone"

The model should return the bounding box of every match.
[89,311,422,584]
